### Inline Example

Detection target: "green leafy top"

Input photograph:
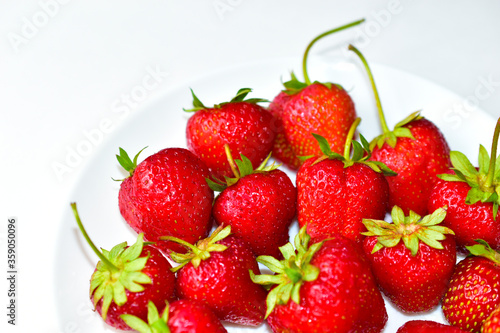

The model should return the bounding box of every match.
[121,301,171,333]
[281,71,342,95]
[361,206,454,256]
[369,110,424,150]
[183,88,268,112]
[347,44,423,150]
[466,239,500,264]
[305,118,396,176]
[250,225,324,318]
[71,203,152,320]
[161,225,231,273]
[438,117,500,220]
[206,144,280,192]
[114,146,148,180]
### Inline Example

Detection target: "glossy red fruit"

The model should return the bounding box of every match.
[428,117,500,253]
[121,299,227,333]
[116,147,214,253]
[251,226,388,333]
[397,320,469,333]
[362,206,456,313]
[482,305,500,333]
[268,91,302,170]
[164,226,267,326]
[71,204,176,331]
[210,147,296,257]
[185,88,275,179]
[270,20,365,169]
[349,44,451,216]
[442,241,500,332]
[296,119,393,243]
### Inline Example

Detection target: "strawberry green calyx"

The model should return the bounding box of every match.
[308,118,396,176]
[71,203,152,320]
[183,88,268,112]
[250,225,324,318]
[348,44,423,150]
[114,146,148,179]
[161,225,231,273]
[466,240,500,263]
[362,206,454,256]
[282,19,365,95]
[206,144,280,192]
[121,301,171,333]
[438,117,500,219]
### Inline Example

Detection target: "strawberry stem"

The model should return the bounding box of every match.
[302,19,365,85]
[224,144,240,179]
[348,44,390,134]
[344,118,361,159]
[71,203,119,273]
[485,117,500,188]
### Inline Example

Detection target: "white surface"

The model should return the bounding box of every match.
[1,1,500,332]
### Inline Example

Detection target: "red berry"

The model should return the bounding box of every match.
[442,241,500,332]
[117,147,214,253]
[185,88,275,179]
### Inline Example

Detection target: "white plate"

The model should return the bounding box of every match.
[55,56,496,333]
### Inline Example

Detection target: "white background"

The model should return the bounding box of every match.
[1,1,500,332]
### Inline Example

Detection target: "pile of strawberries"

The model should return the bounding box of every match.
[72,19,500,333]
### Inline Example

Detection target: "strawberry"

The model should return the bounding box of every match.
[185,88,275,179]
[348,44,451,216]
[397,320,469,333]
[482,305,500,333]
[116,147,214,253]
[270,19,365,169]
[428,117,500,253]
[209,145,297,257]
[250,225,388,332]
[268,91,303,169]
[362,206,456,313]
[121,300,228,333]
[442,240,500,332]
[296,118,394,243]
[162,226,267,326]
[71,203,176,331]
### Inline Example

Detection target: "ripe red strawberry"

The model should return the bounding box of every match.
[185,88,275,179]
[442,240,500,332]
[71,203,176,331]
[349,44,451,216]
[270,19,365,169]
[162,226,267,326]
[397,320,469,333]
[296,118,393,243]
[482,305,500,333]
[121,300,228,333]
[268,91,302,169]
[251,225,388,332]
[362,206,456,313]
[209,146,297,257]
[116,147,214,253]
[428,117,500,253]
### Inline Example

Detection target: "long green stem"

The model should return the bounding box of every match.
[224,144,240,179]
[485,117,500,188]
[71,203,119,272]
[348,44,390,134]
[344,118,361,159]
[302,18,365,85]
